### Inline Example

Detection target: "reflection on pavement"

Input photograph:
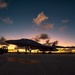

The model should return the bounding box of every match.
[6,57,40,64]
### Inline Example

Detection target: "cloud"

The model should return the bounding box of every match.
[42,24,54,30]
[32,35,40,42]
[0,0,7,8]
[62,20,69,23]
[59,26,67,31]
[32,33,50,42]
[39,33,50,39]
[33,12,48,25]
[0,17,13,24]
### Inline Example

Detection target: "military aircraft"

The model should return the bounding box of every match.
[5,38,75,54]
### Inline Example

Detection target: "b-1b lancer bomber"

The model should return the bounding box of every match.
[5,38,75,54]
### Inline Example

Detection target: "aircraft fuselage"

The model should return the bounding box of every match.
[6,39,58,51]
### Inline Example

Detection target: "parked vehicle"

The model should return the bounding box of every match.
[0,46,8,54]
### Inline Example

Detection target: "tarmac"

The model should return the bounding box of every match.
[0,53,75,75]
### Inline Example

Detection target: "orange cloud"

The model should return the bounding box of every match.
[59,26,67,31]
[0,17,13,24]
[62,20,69,23]
[0,0,7,8]
[42,24,54,30]
[33,12,48,25]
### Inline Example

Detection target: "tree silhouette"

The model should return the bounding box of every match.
[0,36,6,42]
[52,40,58,46]
[0,36,8,45]
[44,40,50,45]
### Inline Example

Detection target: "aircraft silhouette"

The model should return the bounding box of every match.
[5,38,75,54]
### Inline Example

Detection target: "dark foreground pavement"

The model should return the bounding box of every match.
[0,53,75,75]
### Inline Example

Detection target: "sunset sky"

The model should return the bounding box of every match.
[0,0,75,46]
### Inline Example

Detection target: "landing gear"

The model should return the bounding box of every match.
[24,49,27,54]
[24,46,31,54]
[29,50,31,53]
[17,50,20,54]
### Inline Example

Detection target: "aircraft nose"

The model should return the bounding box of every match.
[5,40,10,43]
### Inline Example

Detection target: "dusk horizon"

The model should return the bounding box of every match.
[0,0,75,46]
